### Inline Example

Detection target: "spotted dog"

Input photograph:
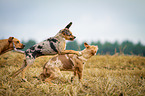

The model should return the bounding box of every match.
[11,22,81,82]
[39,43,98,84]
[0,37,25,55]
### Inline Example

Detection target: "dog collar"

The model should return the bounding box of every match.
[13,42,16,49]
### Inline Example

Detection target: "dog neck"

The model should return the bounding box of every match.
[78,56,88,62]
[54,30,65,41]
[77,50,93,62]
[8,40,13,49]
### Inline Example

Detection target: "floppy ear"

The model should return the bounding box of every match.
[84,42,90,48]
[8,37,14,42]
[65,22,72,29]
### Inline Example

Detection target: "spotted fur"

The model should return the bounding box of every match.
[11,22,81,82]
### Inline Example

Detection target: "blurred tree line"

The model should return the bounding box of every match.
[21,40,145,56]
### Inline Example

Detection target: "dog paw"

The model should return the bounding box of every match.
[77,51,82,56]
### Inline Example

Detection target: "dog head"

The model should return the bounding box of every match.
[81,42,98,59]
[61,22,76,41]
[8,37,25,49]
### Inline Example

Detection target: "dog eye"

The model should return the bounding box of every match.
[17,41,19,43]
[66,33,71,36]
[62,32,65,35]
[65,32,71,36]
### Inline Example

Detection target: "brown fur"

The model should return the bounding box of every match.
[39,43,98,84]
[0,37,25,55]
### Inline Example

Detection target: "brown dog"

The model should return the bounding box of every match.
[39,43,98,84]
[0,37,25,55]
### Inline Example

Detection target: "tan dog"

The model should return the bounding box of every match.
[0,37,25,55]
[39,43,98,84]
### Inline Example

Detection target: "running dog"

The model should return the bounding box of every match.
[0,37,25,55]
[11,22,81,82]
[39,43,98,84]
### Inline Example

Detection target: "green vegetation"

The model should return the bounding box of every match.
[22,40,145,56]
[0,52,145,96]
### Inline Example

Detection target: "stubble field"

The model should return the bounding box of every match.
[0,51,145,96]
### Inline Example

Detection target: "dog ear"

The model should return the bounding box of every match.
[8,37,14,42]
[65,22,72,29]
[84,42,90,48]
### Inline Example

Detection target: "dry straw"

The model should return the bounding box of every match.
[0,52,145,96]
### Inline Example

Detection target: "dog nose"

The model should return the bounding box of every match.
[23,44,25,47]
[74,36,76,39]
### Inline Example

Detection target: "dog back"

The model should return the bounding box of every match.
[58,54,74,70]
[44,54,75,70]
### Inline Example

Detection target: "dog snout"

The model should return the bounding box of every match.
[70,38,74,40]
[91,50,96,55]
[69,36,76,40]
[91,52,95,55]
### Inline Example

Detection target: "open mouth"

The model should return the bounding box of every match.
[69,37,76,41]
[91,52,96,55]
[15,45,25,49]
[16,46,25,49]
[70,38,74,40]
[16,48,23,49]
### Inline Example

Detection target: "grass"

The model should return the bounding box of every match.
[0,51,145,96]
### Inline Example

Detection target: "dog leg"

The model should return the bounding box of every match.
[21,61,34,82]
[71,69,77,82]
[21,59,34,82]
[21,65,31,82]
[60,50,81,56]
[11,59,34,82]
[55,68,65,83]
[73,57,83,83]
[11,59,27,78]
[78,70,83,83]
[11,67,25,78]
[44,73,57,84]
